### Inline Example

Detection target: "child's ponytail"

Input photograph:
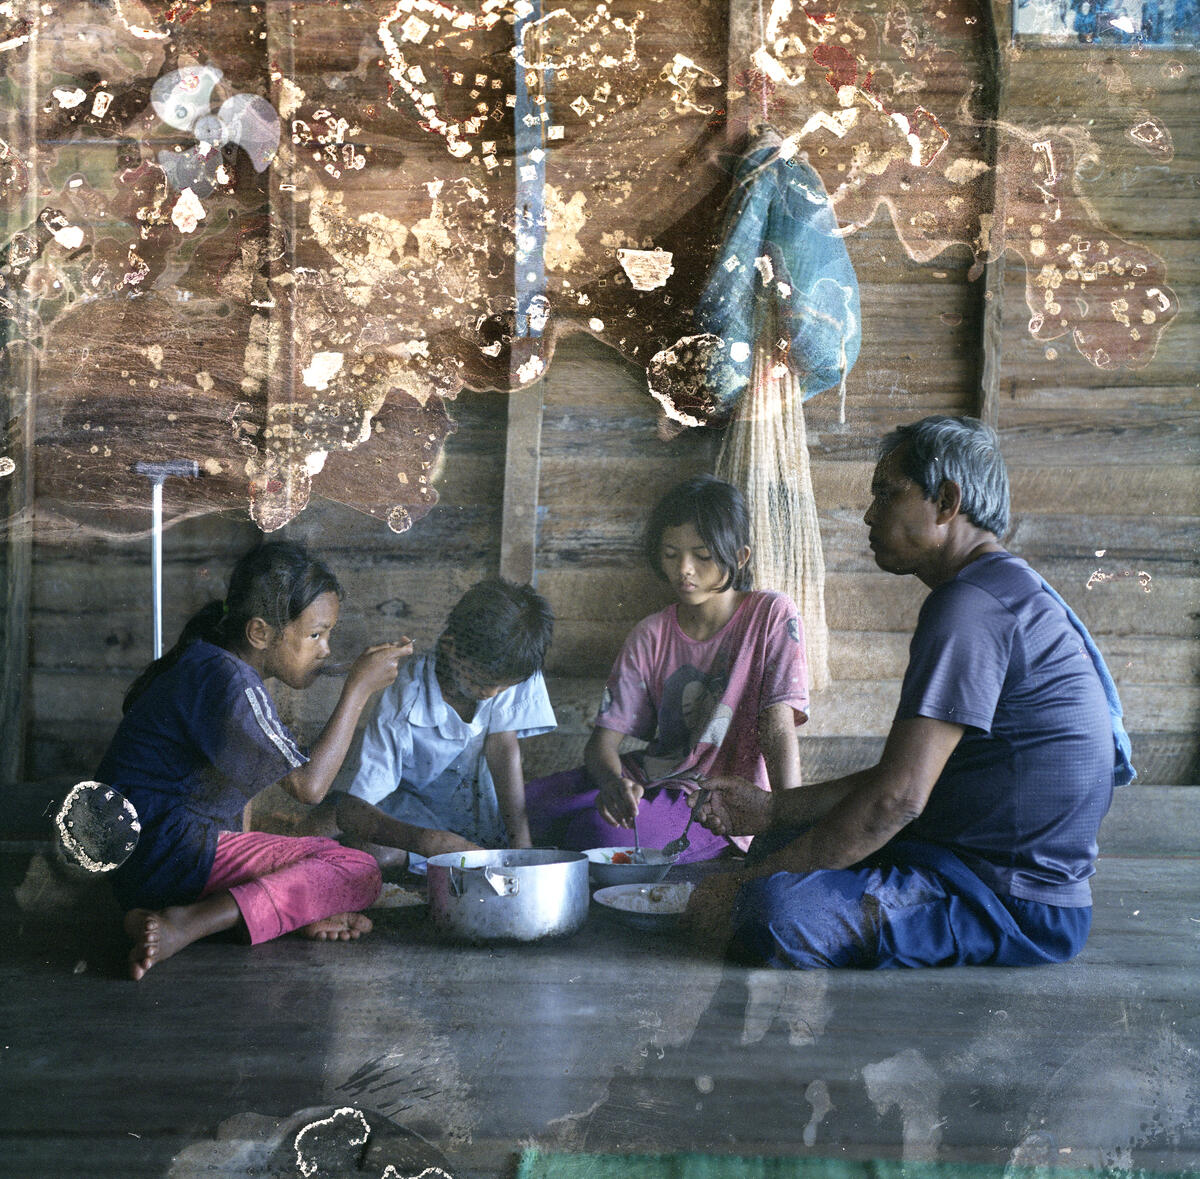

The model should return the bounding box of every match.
[121,540,342,713]
[121,599,229,713]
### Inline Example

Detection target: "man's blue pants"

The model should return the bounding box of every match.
[729,835,1092,969]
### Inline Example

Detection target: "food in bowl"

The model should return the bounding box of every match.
[583,846,673,886]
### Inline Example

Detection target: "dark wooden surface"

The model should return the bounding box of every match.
[4,3,1198,796]
[2,823,1198,1178]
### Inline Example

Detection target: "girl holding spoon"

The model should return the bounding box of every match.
[527,476,809,861]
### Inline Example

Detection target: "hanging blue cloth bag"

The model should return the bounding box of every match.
[695,130,862,415]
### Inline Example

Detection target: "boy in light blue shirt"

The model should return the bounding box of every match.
[337,579,556,872]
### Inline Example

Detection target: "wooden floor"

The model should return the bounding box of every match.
[2,788,1198,1178]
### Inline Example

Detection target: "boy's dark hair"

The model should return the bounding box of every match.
[440,578,554,684]
[122,540,342,713]
[643,474,752,592]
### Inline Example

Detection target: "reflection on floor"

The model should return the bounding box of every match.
[2,804,1198,1178]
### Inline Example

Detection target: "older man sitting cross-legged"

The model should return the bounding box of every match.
[686,415,1132,969]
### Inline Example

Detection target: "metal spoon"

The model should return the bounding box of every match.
[663,788,710,860]
[631,808,645,864]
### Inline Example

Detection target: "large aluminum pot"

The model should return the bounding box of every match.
[426,849,589,942]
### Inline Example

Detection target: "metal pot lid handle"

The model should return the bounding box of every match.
[483,867,519,896]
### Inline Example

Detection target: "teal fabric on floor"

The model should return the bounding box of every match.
[516,1152,1185,1179]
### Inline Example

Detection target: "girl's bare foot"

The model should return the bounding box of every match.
[300,911,373,941]
[124,892,243,979]
[124,908,194,980]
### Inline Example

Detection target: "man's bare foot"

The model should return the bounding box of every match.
[124,908,192,980]
[300,911,373,941]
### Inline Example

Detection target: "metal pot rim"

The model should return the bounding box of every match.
[426,848,588,869]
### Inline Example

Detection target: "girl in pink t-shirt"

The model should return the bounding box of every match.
[527,475,809,861]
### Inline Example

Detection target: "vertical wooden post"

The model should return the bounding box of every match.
[499,384,545,585]
[1,16,39,785]
[502,1,548,586]
[978,1,1012,431]
[1,346,34,786]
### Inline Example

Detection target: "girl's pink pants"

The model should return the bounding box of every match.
[199,831,381,945]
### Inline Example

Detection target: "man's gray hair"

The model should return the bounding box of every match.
[879,415,1010,537]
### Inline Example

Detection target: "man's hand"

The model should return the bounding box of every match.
[694,774,774,838]
[681,871,745,956]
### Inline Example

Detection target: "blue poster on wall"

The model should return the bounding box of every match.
[1015,0,1200,46]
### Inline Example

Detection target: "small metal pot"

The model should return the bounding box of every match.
[425,849,590,942]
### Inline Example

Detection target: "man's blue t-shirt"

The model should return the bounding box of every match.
[895,551,1114,906]
[97,641,307,909]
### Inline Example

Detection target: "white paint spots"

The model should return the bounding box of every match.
[378,1,503,159]
[798,109,857,140]
[275,76,306,121]
[526,294,550,332]
[515,355,544,384]
[540,186,585,273]
[303,449,328,477]
[50,221,84,250]
[171,187,206,233]
[803,1079,833,1146]
[517,7,641,73]
[400,14,431,44]
[53,781,141,875]
[195,371,214,392]
[588,317,604,332]
[112,0,170,39]
[302,351,344,391]
[1086,567,1152,593]
[91,91,113,118]
[694,1074,714,1093]
[52,87,87,109]
[729,341,751,363]
[863,1048,944,1161]
[293,1107,370,1178]
[661,53,723,114]
[1146,287,1171,313]
[944,157,989,184]
[1005,1025,1200,1176]
[144,344,164,370]
[740,968,832,1048]
[0,456,15,478]
[617,248,675,291]
[0,18,33,53]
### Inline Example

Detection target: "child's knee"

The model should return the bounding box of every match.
[330,843,383,898]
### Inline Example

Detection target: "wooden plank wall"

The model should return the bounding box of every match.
[14,23,1200,827]
[991,44,1200,784]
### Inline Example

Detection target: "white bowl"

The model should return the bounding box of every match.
[583,846,673,887]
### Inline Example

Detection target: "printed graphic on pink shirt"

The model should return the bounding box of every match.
[597,590,808,792]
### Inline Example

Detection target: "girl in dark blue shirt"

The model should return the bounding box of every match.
[96,541,408,979]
